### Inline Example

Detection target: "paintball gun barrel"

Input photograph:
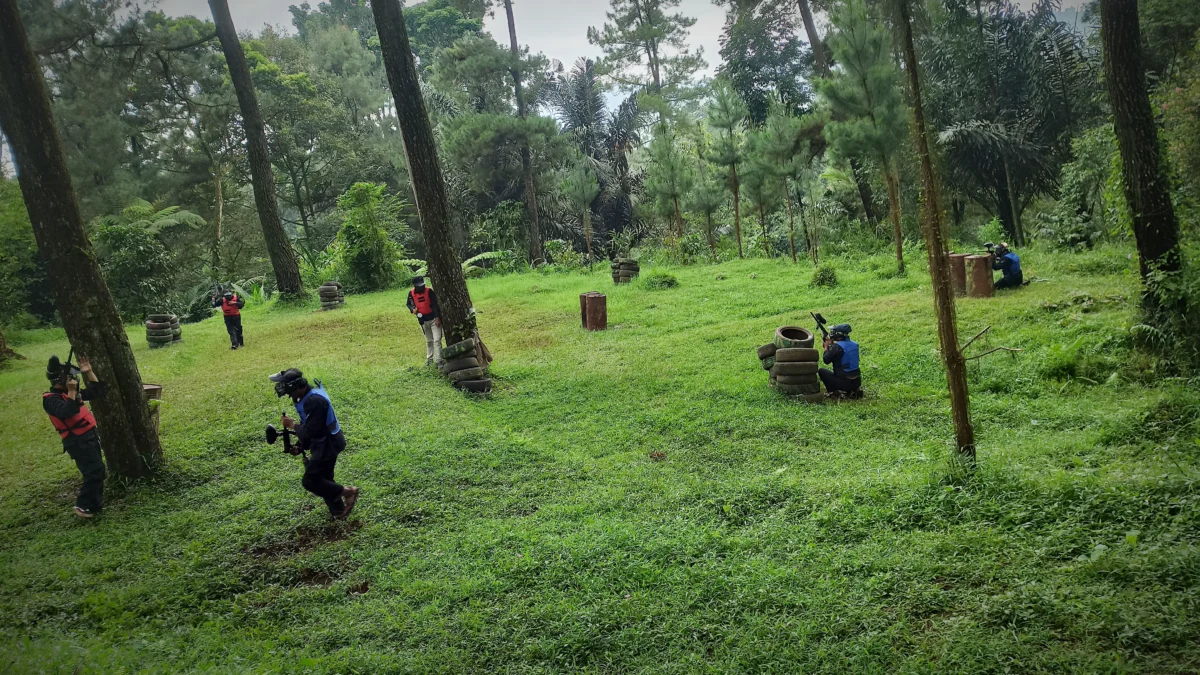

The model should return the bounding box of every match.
[811,312,829,341]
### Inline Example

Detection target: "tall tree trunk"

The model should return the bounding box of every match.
[951,197,966,230]
[850,158,879,226]
[673,195,685,238]
[705,214,718,262]
[373,0,478,346]
[797,0,828,78]
[731,166,743,258]
[0,0,163,478]
[502,0,543,264]
[212,163,223,276]
[209,0,304,297]
[784,181,798,263]
[1002,154,1025,246]
[583,209,593,259]
[1099,0,1183,316]
[884,162,905,273]
[758,203,770,256]
[898,0,975,464]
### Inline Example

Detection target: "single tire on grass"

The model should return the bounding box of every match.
[447,366,486,382]
[775,373,819,386]
[442,338,477,361]
[455,378,492,394]
[756,343,777,360]
[775,347,820,363]
[761,355,776,371]
[774,326,815,349]
[772,361,819,376]
[441,357,480,374]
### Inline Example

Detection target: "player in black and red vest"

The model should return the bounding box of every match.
[43,354,106,519]
[212,289,245,349]
[406,276,443,366]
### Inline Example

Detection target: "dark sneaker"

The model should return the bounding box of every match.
[73,506,95,519]
[336,486,360,520]
[231,345,238,350]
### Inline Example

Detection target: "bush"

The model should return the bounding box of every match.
[810,265,838,288]
[544,239,585,269]
[336,183,405,293]
[93,221,175,320]
[641,272,679,290]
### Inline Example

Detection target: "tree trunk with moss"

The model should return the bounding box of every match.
[503,0,543,264]
[898,0,975,463]
[0,0,162,477]
[1099,0,1183,317]
[209,0,304,297]
[372,0,478,346]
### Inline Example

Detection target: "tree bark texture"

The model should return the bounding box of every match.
[502,0,544,264]
[884,164,905,273]
[0,0,163,478]
[212,163,224,276]
[784,184,798,263]
[372,0,478,346]
[209,0,305,297]
[849,158,879,226]
[898,0,976,463]
[1099,0,1183,314]
[731,166,743,258]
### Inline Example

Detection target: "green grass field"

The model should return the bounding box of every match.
[2,247,1198,673]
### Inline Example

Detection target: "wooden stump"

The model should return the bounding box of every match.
[966,255,994,298]
[581,292,606,331]
[949,253,970,297]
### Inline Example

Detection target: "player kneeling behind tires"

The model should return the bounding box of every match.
[270,368,359,519]
[819,323,863,397]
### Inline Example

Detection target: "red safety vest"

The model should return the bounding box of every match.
[43,392,98,439]
[221,295,241,317]
[409,288,433,315]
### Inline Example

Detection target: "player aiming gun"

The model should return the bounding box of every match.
[811,312,863,398]
[211,283,245,349]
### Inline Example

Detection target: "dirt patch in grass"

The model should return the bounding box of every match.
[245,519,363,559]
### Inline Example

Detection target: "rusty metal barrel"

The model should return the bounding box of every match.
[966,255,994,298]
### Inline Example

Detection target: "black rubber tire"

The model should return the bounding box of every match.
[443,338,477,361]
[145,321,171,331]
[455,378,492,393]
[447,366,486,382]
[441,357,480,373]
[757,343,777,360]
[147,313,174,323]
[775,347,820,363]
[772,361,819,376]
[319,290,339,297]
[321,281,341,289]
[146,327,172,336]
[775,373,819,386]
[146,335,173,344]
[761,355,776,371]
[774,326,815,349]
[149,342,169,349]
[170,328,182,337]
[171,335,183,342]
[169,321,181,328]
[777,382,822,396]
[615,257,635,265]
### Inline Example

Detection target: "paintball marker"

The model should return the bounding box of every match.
[266,422,307,463]
[811,312,829,342]
[57,347,81,390]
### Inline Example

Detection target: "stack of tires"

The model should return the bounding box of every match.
[611,258,640,284]
[440,337,492,394]
[319,281,344,310]
[145,313,182,349]
[758,326,823,403]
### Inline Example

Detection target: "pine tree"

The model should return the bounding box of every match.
[897,0,975,464]
[741,131,782,258]
[818,0,908,273]
[561,161,601,258]
[501,0,544,264]
[686,133,727,263]
[757,105,810,263]
[645,121,695,238]
[372,0,479,347]
[0,0,163,477]
[587,0,707,104]
[707,80,749,258]
[208,0,305,297]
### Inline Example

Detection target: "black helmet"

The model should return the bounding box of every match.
[995,242,1010,255]
[831,324,852,338]
[46,355,80,383]
[269,368,308,398]
[223,290,234,299]
[412,276,426,288]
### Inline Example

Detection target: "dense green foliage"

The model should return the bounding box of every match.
[336,183,406,293]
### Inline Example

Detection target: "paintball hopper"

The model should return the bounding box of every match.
[265,424,283,445]
[812,312,827,327]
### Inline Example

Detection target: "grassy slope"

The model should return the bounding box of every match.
[1,248,1197,674]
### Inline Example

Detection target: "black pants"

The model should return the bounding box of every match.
[223,315,244,347]
[301,431,346,515]
[65,433,105,512]
[818,369,861,394]
[995,271,1024,289]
